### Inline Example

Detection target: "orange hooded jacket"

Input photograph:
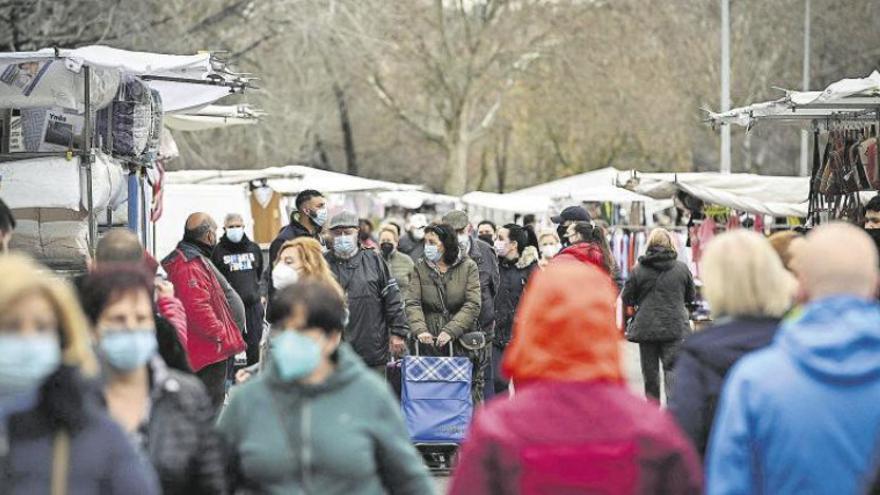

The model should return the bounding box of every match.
[502,261,623,384]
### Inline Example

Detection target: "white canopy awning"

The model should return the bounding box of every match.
[165,165,423,194]
[0,45,251,113]
[510,167,623,198]
[376,190,461,210]
[164,105,263,131]
[461,191,553,215]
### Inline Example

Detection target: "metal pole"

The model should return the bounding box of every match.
[720,0,731,174]
[83,65,96,257]
[799,0,811,176]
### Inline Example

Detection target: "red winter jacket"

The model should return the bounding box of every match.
[162,242,245,371]
[553,242,608,271]
[156,294,188,349]
[448,263,702,495]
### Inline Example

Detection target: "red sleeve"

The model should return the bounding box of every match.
[157,295,188,348]
[447,410,501,495]
[167,262,225,340]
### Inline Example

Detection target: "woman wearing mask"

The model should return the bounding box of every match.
[537,229,562,268]
[80,266,227,495]
[378,224,415,296]
[448,262,701,494]
[0,255,159,494]
[669,231,795,457]
[406,223,482,397]
[622,228,696,401]
[219,280,433,494]
[492,224,539,394]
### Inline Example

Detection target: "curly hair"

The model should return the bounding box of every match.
[276,237,343,297]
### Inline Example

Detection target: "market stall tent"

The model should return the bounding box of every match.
[510,167,624,197]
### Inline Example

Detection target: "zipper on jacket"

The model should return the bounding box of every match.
[301,399,312,493]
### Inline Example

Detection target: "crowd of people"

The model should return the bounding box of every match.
[3,186,880,494]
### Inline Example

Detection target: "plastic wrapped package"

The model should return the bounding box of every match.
[10,208,89,269]
[146,88,163,159]
[19,107,85,152]
[96,74,153,158]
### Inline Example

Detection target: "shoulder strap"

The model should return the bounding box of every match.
[427,270,452,320]
[51,429,70,495]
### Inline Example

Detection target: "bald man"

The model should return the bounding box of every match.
[707,223,880,495]
[162,212,247,413]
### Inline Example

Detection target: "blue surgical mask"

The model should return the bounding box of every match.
[424,244,442,263]
[271,330,322,382]
[226,227,245,243]
[311,208,329,227]
[0,334,61,399]
[333,234,358,257]
[99,329,157,372]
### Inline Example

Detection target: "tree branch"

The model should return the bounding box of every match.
[368,73,447,146]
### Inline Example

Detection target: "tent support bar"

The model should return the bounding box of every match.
[139,74,252,91]
[0,152,69,162]
[82,65,96,258]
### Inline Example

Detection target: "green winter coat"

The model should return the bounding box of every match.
[385,250,415,297]
[218,344,433,495]
[405,256,482,340]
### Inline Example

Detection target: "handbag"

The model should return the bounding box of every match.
[428,270,486,351]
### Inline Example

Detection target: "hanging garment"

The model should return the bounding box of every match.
[250,187,283,244]
[726,214,742,231]
[859,137,880,189]
[754,215,765,234]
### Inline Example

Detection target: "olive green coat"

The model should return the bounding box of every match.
[405,256,482,339]
[385,250,415,296]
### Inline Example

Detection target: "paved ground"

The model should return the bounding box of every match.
[431,342,653,492]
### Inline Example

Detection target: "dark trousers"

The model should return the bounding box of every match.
[639,341,679,401]
[244,303,265,366]
[197,358,231,415]
[482,346,495,402]
[492,344,509,395]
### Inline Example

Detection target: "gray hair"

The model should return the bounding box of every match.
[224,213,244,225]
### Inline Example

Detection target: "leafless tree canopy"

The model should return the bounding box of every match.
[3,0,880,193]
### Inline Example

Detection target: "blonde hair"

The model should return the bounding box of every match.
[538,229,560,244]
[767,230,803,272]
[276,238,344,298]
[647,227,675,252]
[0,254,98,376]
[701,230,796,319]
[379,224,399,242]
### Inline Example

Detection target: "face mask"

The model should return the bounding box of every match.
[271,330,322,382]
[478,234,494,245]
[358,231,371,242]
[0,334,60,399]
[458,233,471,253]
[226,227,245,243]
[380,242,395,259]
[412,228,425,241]
[310,207,328,227]
[272,263,299,290]
[333,234,358,257]
[494,240,510,257]
[424,244,442,263]
[541,244,561,258]
[557,225,570,246]
[99,330,157,372]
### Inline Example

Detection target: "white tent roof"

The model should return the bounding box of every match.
[461,191,553,214]
[376,190,461,210]
[631,172,812,217]
[164,105,263,131]
[0,45,250,113]
[708,71,880,128]
[165,165,423,194]
[510,167,623,198]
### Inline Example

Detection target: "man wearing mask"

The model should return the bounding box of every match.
[443,210,499,403]
[378,224,415,295]
[212,213,265,366]
[0,197,15,253]
[267,189,327,298]
[162,212,247,411]
[325,211,410,370]
[398,213,428,261]
[551,205,592,247]
[477,220,497,246]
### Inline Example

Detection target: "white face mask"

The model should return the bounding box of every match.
[272,263,300,290]
[412,228,425,241]
[458,233,471,252]
[541,244,561,258]
[226,227,245,243]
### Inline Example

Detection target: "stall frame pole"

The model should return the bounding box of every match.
[82,65,96,258]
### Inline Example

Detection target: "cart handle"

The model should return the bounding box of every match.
[414,339,454,357]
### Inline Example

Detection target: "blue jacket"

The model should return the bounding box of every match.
[706,296,880,495]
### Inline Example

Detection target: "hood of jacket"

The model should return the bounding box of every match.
[777,296,880,382]
[266,343,363,397]
[638,247,677,271]
[684,317,780,377]
[556,242,605,267]
[502,262,623,384]
[514,246,539,269]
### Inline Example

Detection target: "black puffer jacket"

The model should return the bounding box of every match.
[468,238,500,339]
[494,247,538,347]
[621,247,695,342]
[326,248,409,366]
[143,358,227,495]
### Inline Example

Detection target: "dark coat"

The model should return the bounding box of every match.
[2,367,160,494]
[212,234,264,306]
[143,358,227,495]
[494,247,538,347]
[468,238,499,338]
[621,247,696,342]
[668,317,779,457]
[325,248,409,366]
[397,232,424,262]
[267,216,322,298]
[406,256,482,343]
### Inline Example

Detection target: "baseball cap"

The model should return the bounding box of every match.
[442,210,470,230]
[551,206,591,224]
[327,210,359,230]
